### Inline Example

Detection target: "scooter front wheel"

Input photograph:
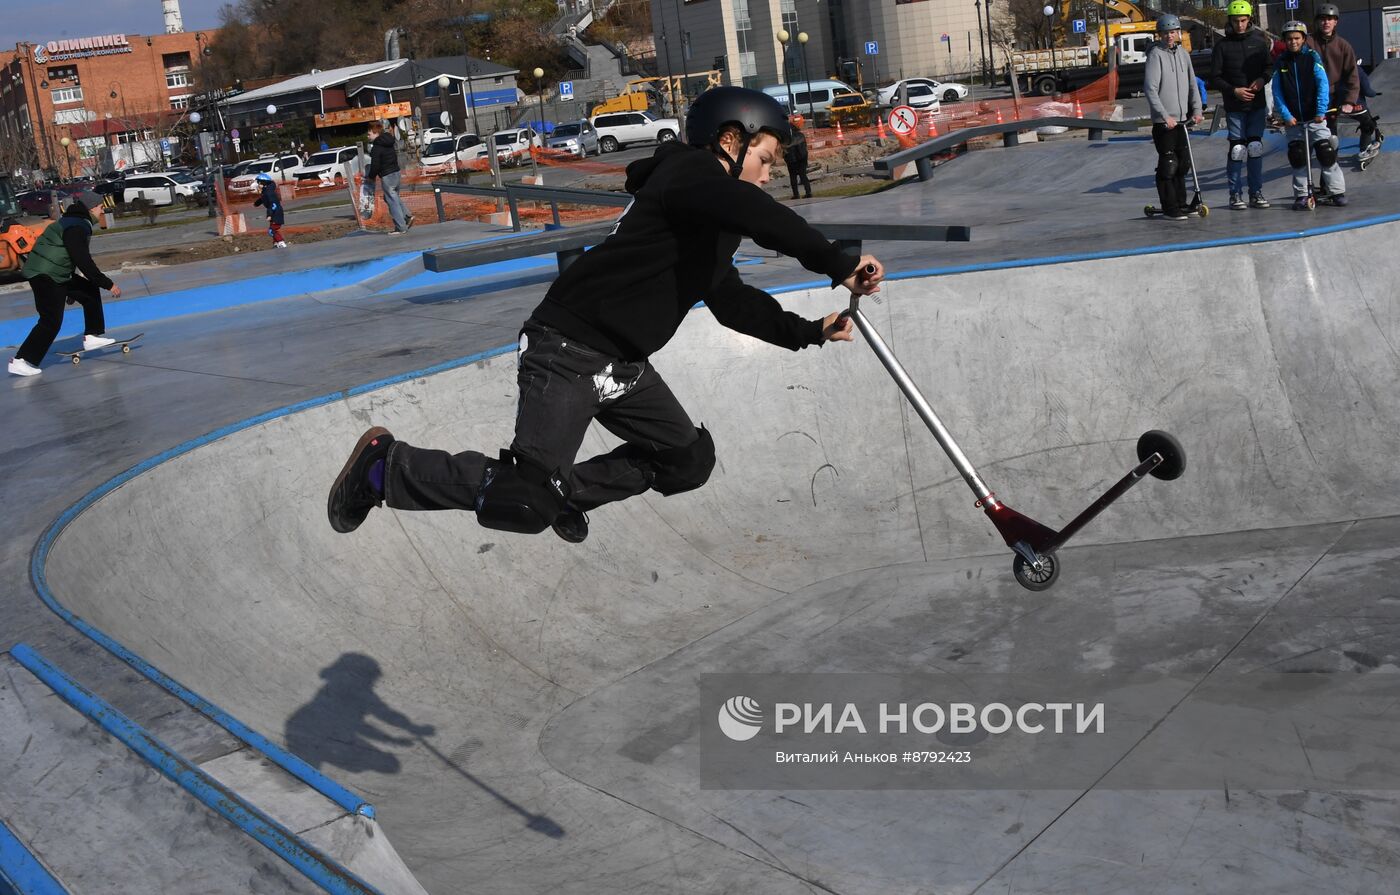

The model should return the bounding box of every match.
[1013,553,1059,592]
[1198,203,1210,216]
[1144,205,1158,217]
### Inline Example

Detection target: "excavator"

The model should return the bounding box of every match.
[590,71,724,116]
[0,174,38,279]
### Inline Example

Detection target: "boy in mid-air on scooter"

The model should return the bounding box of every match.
[328,87,884,542]
[1274,20,1347,207]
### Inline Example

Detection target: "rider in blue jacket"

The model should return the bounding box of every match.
[1273,20,1346,206]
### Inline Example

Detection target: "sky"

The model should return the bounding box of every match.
[0,0,228,53]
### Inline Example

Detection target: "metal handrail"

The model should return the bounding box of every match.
[874,116,1138,181]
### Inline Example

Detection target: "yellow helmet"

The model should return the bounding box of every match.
[1226,0,1253,16]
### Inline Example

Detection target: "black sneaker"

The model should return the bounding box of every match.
[327,427,394,533]
[551,505,589,543]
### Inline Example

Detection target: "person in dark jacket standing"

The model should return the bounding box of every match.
[9,193,122,376]
[1274,20,1346,206]
[364,122,411,234]
[327,87,884,543]
[1144,15,1204,220]
[1308,4,1381,161]
[1210,1,1273,209]
[783,116,812,199]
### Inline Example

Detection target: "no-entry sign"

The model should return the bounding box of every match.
[888,105,918,135]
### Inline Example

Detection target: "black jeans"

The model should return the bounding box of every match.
[385,320,699,514]
[789,166,812,199]
[1151,123,1192,215]
[17,275,106,365]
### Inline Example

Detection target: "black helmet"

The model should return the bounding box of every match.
[1315,3,1340,17]
[685,86,792,177]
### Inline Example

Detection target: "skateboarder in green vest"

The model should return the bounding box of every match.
[9,193,122,377]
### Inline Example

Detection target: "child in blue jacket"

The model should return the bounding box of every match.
[252,173,288,246]
[1273,20,1346,206]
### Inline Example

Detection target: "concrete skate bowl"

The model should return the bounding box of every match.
[42,223,1400,893]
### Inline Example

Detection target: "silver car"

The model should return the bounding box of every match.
[547,120,600,157]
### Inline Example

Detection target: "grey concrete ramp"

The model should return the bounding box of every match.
[39,221,1400,892]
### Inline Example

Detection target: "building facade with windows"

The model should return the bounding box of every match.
[2,29,216,178]
[652,0,1012,98]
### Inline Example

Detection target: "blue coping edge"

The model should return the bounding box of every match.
[0,228,548,348]
[27,347,521,824]
[27,209,1400,855]
[0,818,68,895]
[8,644,385,895]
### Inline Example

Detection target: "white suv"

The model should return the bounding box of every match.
[119,172,203,206]
[228,154,307,194]
[294,146,363,191]
[589,111,680,153]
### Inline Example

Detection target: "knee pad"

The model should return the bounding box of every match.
[474,450,570,534]
[1287,140,1307,168]
[1315,138,1338,167]
[1156,151,1179,180]
[646,426,716,496]
[1246,140,1264,159]
[1228,140,1248,162]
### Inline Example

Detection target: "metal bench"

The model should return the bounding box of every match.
[873,116,1141,182]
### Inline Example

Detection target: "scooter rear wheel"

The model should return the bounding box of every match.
[1013,553,1059,592]
[1138,430,1186,480]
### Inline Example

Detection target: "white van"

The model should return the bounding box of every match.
[761,80,858,117]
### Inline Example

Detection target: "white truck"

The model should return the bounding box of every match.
[1011,30,1204,97]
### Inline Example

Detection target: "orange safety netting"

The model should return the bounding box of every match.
[811,72,1122,151]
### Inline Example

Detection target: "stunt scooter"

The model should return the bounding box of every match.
[843,277,1185,591]
[1144,122,1209,218]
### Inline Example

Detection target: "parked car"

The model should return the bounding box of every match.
[294,146,364,189]
[121,172,204,206]
[878,78,968,108]
[589,111,680,153]
[227,154,307,194]
[17,184,94,216]
[414,127,450,149]
[418,134,483,173]
[546,120,600,157]
[467,128,544,167]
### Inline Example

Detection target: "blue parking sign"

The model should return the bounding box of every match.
[1285,0,1298,8]
[559,80,575,101]
[1073,19,1086,33]
[865,41,879,56]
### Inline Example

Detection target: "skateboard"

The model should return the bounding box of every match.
[57,333,144,365]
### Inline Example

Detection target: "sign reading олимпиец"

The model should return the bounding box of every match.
[701,672,1399,790]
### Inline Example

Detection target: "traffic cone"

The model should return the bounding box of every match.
[876,116,887,141]
[995,107,1004,124]
[927,113,939,138]
[835,117,845,142]
[1074,96,1084,118]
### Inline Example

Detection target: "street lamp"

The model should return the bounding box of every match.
[984,0,996,87]
[777,30,794,114]
[797,32,813,120]
[1043,5,1055,50]
[437,74,453,132]
[531,67,545,180]
[59,136,73,181]
[975,1,988,88]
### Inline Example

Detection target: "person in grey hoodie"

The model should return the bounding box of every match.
[1144,15,1204,219]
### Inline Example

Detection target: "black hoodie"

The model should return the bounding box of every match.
[531,142,860,361]
[1209,27,1274,113]
[365,131,399,179]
